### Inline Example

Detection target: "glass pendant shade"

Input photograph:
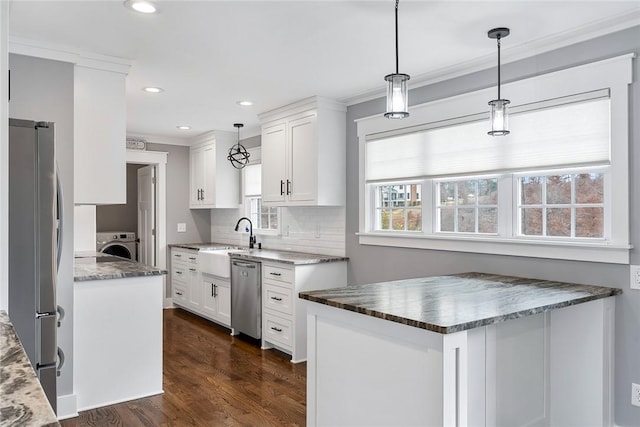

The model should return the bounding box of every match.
[385,73,410,119]
[488,98,510,136]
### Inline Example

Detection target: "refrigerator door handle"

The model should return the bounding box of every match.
[56,166,64,271]
[57,347,65,376]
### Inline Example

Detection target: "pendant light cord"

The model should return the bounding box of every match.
[497,35,501,100]
[395,0,399,74]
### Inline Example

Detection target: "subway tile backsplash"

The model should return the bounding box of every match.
[210,206,345,256]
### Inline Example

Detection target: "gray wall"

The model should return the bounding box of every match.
[8,54,75,400]
[346,26,640,426]
[146,142,211,244]
[96,163,144,233]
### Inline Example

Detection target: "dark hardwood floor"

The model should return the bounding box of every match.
[61,308,306,426]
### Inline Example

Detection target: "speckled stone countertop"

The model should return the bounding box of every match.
[299,272,622,334]
[74,252,167,282]
[228,249,348,265]
[170,243,348,265]
[0,311,59,427]
[169,242,238,251]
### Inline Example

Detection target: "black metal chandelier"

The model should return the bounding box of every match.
[487,27,510,136]
[384,0,410,119]
[227,123,250,169]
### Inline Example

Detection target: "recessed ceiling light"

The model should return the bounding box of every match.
[177,126,191,130]
[124,0,157,14]
[142,87,163,93]
[237,100,253,107]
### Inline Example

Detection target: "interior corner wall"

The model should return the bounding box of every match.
[0,2,9,311]
[8,53,75,401]
[145,142,211,244]
[96,163,145,233]
[344,26,640,426]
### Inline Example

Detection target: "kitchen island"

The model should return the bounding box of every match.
[300,272,621,427]
[73,253,167,411]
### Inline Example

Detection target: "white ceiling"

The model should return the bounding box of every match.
[8,1,640,141]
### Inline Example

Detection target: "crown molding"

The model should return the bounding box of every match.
[340,10,640,106]
[9,36,131,74]
[126,132,190,147]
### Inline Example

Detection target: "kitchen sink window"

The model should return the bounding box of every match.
[358,55,632,263]
[244,148,279,234]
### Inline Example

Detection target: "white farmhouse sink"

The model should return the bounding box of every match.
[199,249,233,278]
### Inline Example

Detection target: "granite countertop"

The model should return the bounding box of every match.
[299,272,622,334]
[0,311,60,427]
[169,242,348,265]
[169,242,239,251]
[74,252,167,282]
[228,249,348,265]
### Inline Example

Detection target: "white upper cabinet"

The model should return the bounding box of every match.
[189,131,239,209]
[74,66,127,204]
[259,96,346,206]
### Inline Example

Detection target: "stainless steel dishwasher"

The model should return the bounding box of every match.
[231,259,262,339]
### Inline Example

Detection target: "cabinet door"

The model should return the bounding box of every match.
[188,267,201,309]
[215,282,231,326]
[261,123,287,203]
[190,147,204,207]
[288,114,317,202]
[201,279,217,318]
[201,143,216,207]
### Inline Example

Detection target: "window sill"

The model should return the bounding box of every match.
[356,232,631,264]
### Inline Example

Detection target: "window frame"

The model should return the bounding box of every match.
[356,54,633,264]
[242,148,280,236]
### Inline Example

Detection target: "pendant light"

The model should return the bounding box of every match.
[487,27,510,136]
[384,0,410,119]
[227,123,250,169]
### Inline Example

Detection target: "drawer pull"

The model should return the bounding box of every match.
[189,257,197,261]
[270,296,283,301]
[189,268,196,272]
[175,291,183,296]
[176,271,183,275]
[269,272,282,277]
[174,254,182,258]
[270,326,283,332]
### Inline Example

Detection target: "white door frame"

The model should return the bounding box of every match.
[126,150,171,307]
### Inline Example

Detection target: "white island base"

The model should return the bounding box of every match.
[74,275,164,411]
[306,297,615,427]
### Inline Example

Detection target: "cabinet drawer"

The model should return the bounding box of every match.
[173,285,188,305]
[263,313,292,349]
[172,265,187,281]
[264,283,293,316]
[263,264,293,284]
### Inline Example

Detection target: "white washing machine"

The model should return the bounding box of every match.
[96,231,137,260]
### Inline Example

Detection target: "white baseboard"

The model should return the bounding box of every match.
[163,297,173,308]
[77,389,164,412]
[56,393,78,420]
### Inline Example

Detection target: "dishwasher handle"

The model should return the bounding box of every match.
[232,261,258,268]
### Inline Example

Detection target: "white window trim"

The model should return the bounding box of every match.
[356,53,634,264]
[242,147,281,236]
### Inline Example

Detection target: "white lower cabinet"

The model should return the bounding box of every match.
[261,260,347,363]
[201,274,231,327]
[171,247,230,328]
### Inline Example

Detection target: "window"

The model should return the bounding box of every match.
[374,183,422,231]
[518,172,604,238]
[437,178,498,234]
[357,54,632,263]
[243,153,279,234]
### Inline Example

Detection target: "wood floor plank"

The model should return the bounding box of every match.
[61,308,306,426]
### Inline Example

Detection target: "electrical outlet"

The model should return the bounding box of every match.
[177,223,186,233]
[630,265,640,290]
[632,383,640,407]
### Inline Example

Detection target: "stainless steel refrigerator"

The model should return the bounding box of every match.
[8,118,60,413]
